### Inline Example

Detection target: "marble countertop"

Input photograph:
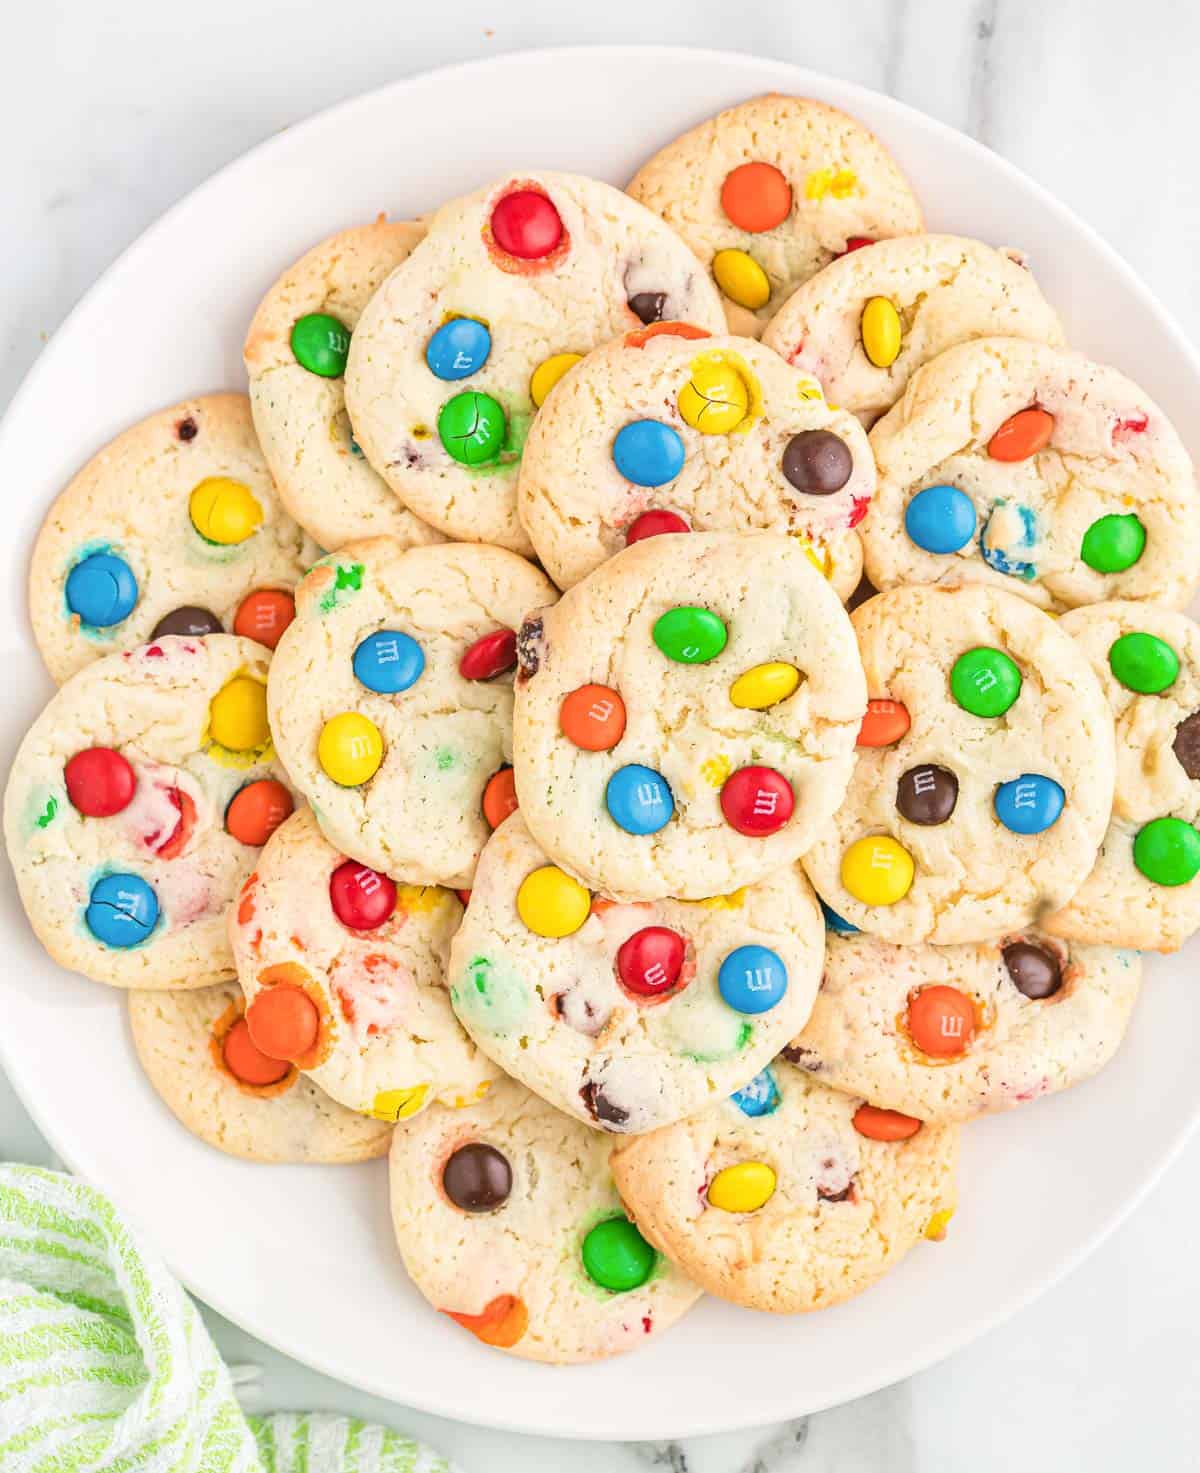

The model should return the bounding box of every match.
[4,1,1200,1468]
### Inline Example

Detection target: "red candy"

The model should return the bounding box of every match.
[719,765,795,836]
[490,190,563,260]
[460,628,517,681]
[616,926,686,998]
[625,509,691,546]
[64,747,136,817]
[329,860,397,930]
[840,236,875,255]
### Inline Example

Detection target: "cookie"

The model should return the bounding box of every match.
[229,807,496,1120]
[30,394,321,683]
[244,218,446,552]
[861,337,1199,611]
[517,322,873,597]
[512,531,866,901]
[344,172,726,554]
[627,94,924,336]
[801,584,1116,944]
[1045,603,1200,950]
[4,634,295,989]
[787,932,1140,1123]
[387,1074,701,1362]
[610,1066,957,1313]
[446,811,825,1134]
[266,538,556,888]
[129,983,391,1163]
[761,234,1064,425]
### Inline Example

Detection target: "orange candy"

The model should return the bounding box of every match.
[455,889,472,907]
[482,767,519,829]
[222,1017,290,1086]
[233,589,296,650]
[443,1293,529,1348]
[156,789,197,860]
[226,779,294,846]
[853,1104,923,1141]
[987,407,1054,462]
[246,985,320,1061]
[721,161,793,233]
[560,684,627,751]
[857,698,911,748]
[906,985,976,1058]
[624,321,711,349]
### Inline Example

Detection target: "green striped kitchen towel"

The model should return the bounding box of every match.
[0,1166,455,1473]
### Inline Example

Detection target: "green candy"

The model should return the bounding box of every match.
[581,1216,656,1293]
[1080,513,1146,573]
[1108,631,1179,694]
[950,647,1022,718]
[290,312,351,377]
[438,391,507,466]
[1133,817,1200,886]
[653,606,728,664]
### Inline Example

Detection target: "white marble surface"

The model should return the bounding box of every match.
[4,1,1200,1468]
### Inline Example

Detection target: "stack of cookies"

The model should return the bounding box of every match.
[6,94,1196,1364]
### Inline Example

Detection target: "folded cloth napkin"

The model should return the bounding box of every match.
[0,1166,455,1473]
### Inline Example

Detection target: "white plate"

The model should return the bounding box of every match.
[2,45,1198,1442]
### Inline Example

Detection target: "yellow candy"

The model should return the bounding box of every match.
[860,297,902,368]
[369,1084,429,1121]
[209,676,269,751]
[707,1161,776,1213]
[924,1208,954,1242]
[516,865,590,938]
[678,358,750,434]
[189,477,263,545]
[730,661,801,710]
[711,249,771,311]
[530,353,582,408]
[841,834,915,907]
[318,712,383,786]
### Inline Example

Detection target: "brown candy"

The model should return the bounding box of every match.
[1173,711,1200,780]
[1002,940,1063,1000]
[896,764,958,825]
[151,606,223,638]
[580,1079,630,1128]
[781,430,853,496]
[627,291,667,325]
[442,1142,513,1212]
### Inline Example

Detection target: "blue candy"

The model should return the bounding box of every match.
[730,1067,781,1118]
[425,318,491,382]
[820,899,860,935]
[605,764,674,835]
[980,500,1038,579]
[993,773,1065,835]
[612,420,686,488]
[85,873,159,947]
[352,629,425,694]
[65,552,138,627]
[904,485,976,554]
[718,944,788,1015]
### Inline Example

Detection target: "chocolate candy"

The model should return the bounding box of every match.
[712,250,770,311]
[529,353,581,407]
[425,318,491,382]
[627,291,667,325]
[580,1215,655,1291]
[515,617,543,679]
[460,628,517,681]
[85,872,159,948]
[717,943,787,1014]
[580,1080,630,1128]
[719,765,794,837]
[291,312,351,377]
[222,1017,289,1086]
[861,297,901,367]
[517,866,590,938]
[896,764,958,825]
[858,698,910,748]
[442,1142,513,1213]
[189,478,262,546]
[317,712,383,786]
[1173,712,1200,779]
[176,416,198,442]
[708,1161,776,1213]
[353,630,425,694]
[65,747,136,818]
[1002,940,1063,1000]
[652,606,727,664]
[151,606,222,639]
[329,860,397,930]
[904,485,976,554]
[246,986,319,1060]
[950,647,1021,718]
[820,900,859,935]
[1133,817,1200,887]
[233,590,295,650]
[559,684,626,750]
[993,773,1065,835]
[625,509,690,545]
[988,407,1054,461]
[906,984,974,1057]
[612,419,686,488]
[605,764,674,835]
[66,552,138,627]
[980,501,1037,579]
[721,161,792,233]
[438,391,507,466]
[1081,513,1146,573]
[616,926,685,997]
[225,779,293,847]
[781,430,852,497]
[730,1067,781,1118]
[490,190,563,260]
[1108,631,1179,694]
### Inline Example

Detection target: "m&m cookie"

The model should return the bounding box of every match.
[244,218,445,552]
[512,531,866,901]
[445,812,824,1134]
[760,235,1064,426]
[344,173,726,554]
[610,1066,958,1313]
[517,326,874,595]
[627,94,923,336]
[388,1073,701,1362]
[801,585,1115,944]
[861,338,1199,610]
[1046,603,1200,950]
[129,983,391,1163]
[229,808,496,1120]
[266,538,556,887]
[30,394,321,683]
[3,635,295,988]
[787,932,1140,1123]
